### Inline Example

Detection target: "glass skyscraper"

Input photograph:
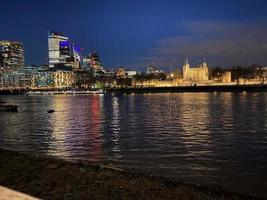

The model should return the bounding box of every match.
[48,31,71,68]
[48,31,82,69]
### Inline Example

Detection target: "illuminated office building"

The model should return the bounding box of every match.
[48,32,71,68]
[0,40,24,71]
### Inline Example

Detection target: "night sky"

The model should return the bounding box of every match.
[1,0,267,70]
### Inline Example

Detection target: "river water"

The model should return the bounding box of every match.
[1,92,267,198]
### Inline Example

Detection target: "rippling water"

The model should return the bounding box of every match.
[1,93,267,197]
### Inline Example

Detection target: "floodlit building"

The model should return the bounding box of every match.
[183,59,209,82]
[115,67,126,78]
[222,71,232,83]
[31,69,74,89]
[114,67,137,78]
[132,78,183,87]
[125,70,137,78]
[0,40,24,71]
[262,67,267,80]
[52,70,74,88]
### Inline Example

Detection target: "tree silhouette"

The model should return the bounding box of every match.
[211,67,225,79]
[0,54,3,66]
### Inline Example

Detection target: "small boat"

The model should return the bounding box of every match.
[47,109,55,113]
[0,105,18,112]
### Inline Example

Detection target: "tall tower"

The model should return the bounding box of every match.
[48,31,70,68]
[202,58,209,80]
[202,58,208,68]
[183,59,190,80]
[72,44,82,69]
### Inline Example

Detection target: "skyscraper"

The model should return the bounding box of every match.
[72,44,82,69]
[48,31,71,68]
[48,31,82,69]
[0,40,24,72]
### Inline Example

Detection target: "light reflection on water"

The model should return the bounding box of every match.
[1,93,267,197]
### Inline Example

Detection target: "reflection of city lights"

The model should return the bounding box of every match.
[46,96,104,161]
[179,93,212,154]
[111,96,122,159]
[47,96,70,159]
[89,95,103,159]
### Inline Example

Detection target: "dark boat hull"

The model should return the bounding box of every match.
[0,105,18,112]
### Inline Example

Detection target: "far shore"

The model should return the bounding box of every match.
[108,84,267,93]
[1,84,267,95]
[0,149,264,200]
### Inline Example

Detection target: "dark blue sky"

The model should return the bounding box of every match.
[1,0,267,70]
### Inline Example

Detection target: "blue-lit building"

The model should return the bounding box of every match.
[48,31,82,70]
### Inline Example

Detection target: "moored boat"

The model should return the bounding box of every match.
[0,105,18,112]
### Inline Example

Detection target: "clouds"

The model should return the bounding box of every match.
[134,20,267,69]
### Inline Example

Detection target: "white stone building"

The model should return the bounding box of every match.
[183,59,209,82]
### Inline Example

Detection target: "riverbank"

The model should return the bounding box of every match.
[1,84,267,95]
[0,149,264,200]
[108,84,267,93]
[0,89,28,95]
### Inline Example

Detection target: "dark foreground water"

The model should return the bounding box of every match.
[1,93,267,198]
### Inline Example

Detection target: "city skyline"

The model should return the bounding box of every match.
[1,0,267,69]
[2,1,267,199]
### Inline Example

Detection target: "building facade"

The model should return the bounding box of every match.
[222,71,232,83]
[125,70,137,78]
[52,70,74,88]
[0,40,24,72]
[183,59,209,82]
[48,32,81,69]
[48,32,70,68]
[83,52,105,75]
[0,71,31,88]
[31,69,74,89]
[132,78,183,87]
